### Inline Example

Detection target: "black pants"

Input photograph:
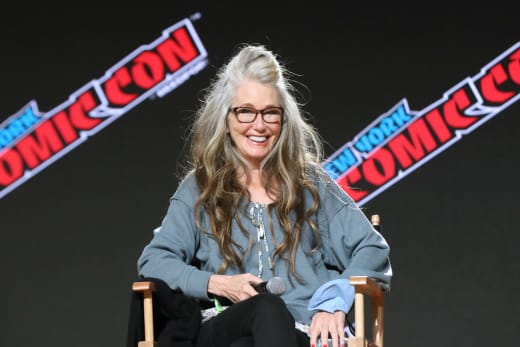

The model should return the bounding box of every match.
[196,294,310,347]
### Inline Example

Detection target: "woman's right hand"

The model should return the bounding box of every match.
[208,273,262,303]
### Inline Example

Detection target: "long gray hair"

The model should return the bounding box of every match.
[187,44,324,280]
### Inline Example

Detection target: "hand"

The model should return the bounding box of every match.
[309,310,346,347]
[208,273,262,303]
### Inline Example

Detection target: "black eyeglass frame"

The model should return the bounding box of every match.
[229,106,284,124]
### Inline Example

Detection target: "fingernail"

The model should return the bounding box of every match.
[311,345,315,347]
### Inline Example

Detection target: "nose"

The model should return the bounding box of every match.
[252,112,267,130]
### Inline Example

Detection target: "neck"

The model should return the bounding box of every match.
[239,168,277,205]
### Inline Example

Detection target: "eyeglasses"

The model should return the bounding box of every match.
[229,106,284,124]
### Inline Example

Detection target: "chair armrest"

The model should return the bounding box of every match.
[133,281,155,293]
[348,276,385,347]
[349,276,384,296]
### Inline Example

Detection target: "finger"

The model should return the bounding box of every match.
[328,326,339,347]
[329,328,338,347]
[338,323,345,347]
[337,331,346,347]
[308,325,318,347]
[334,312,346,347]
[243,281,259,296]
[244,287,258,297]
[329,321,344,347]
[244,273,262,283]
[320,327,329,347]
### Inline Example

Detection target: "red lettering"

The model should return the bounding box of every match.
[425,109,452,143]
[508,48,520,85]
[103,25,200,107]
[337,167,368,202]
[388,118,436,169]
[480,64,515,103]
[157,27,198,72]
[52,111,78,144]
[70,91,102,130]
[443,89,477,129]
[0,149,23,186]
[132,51,165,89]
[104,68,138,106]
[362,148,396,186]
[17,122,63,169]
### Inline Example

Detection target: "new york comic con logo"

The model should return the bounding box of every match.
[0,17,208,200]
[324,41,520,206]
[1,36,519,203]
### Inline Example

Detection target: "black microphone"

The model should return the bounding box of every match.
[250,276,286,295]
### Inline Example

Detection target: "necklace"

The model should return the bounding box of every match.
[249,202,274,277]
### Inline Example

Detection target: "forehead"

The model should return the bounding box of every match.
[233,79,280,106]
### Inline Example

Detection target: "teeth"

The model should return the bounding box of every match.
[248,136,267,142]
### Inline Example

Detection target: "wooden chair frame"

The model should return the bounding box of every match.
[132,281,156,347]
[347,276,385,347]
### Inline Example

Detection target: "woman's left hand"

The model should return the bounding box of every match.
[309,310,346,347]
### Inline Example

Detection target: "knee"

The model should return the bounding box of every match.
[250,294,292,320]
[253,293,284,304]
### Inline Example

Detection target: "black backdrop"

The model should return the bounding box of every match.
[1,3,518,347]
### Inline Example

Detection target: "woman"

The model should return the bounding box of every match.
[137,44,392,347]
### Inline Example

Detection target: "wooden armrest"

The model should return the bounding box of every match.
[132,281,156,347]
[349,276,384,297]
[132,281,156,293]
[348,276,385,347]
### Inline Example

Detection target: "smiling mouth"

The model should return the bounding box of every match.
[248,136,268,143]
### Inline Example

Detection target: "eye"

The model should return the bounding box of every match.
[235,107,255,115]
[264,108,282,116]
[262,107,283,123]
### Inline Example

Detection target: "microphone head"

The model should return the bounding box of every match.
[266,276,286,295]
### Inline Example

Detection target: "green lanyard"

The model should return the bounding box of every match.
[214,297,225,313]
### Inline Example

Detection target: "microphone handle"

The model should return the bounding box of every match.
[250,281,268,293]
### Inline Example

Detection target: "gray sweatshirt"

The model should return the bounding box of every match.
[137,171,392,324]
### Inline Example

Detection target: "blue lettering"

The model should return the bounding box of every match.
[352,103,414,156]
[331,148,357,172]
[0,129,13,148]
[392,105,411,127]
[380,117,397,136]
[0,107,40,150]
[8,119,25,137]
[354,135,373,153]
[324,162,340,179]
[368,128,385,146]
[20,108,39,127]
